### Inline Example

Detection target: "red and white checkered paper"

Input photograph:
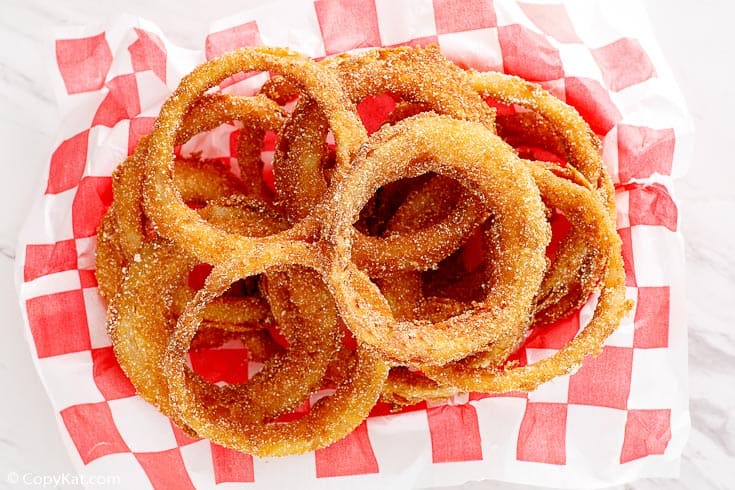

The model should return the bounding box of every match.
[14,1,692,488]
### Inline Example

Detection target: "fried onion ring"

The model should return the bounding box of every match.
[422,165,630,392]
[472,71,616,326]
[270,46,493,276]
[163,249,389,456]
[321,113,550,365]
[96,45,632,456]
[107,193,290,429]
[142,47,366,265]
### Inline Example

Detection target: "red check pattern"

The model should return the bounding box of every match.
[567,347,634,410]
[627,183,678,231]
[16,1,689,488]
[91,347,136,400]
[592,38,656,92]
[315,422,379,477]
[519,2,580,44]
[26,290,91,359]
[564,76,622,135]
[315,0,381,55]
[620,409,672,463]
[71,177,113,238]
[60,402,129,464]
[633,287,671,349]
[517,402,567,465]
[433,0,497,34]
[24,239,78,282]
[617,125,675,182]
[211,443,255,483]
[497,24,564,81]
[426,403,483,463]
[129,28,168,84]
[205,21,262,60]
[46,130,90,195]
[55,33,113,95]
[135,448,195,490]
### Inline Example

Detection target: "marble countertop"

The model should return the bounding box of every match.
[1,1,732,488]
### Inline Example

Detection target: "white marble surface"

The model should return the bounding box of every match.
[0,1,732,489]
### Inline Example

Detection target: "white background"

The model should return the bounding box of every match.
[0,0,732,489]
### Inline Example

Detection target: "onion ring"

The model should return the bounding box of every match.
[271,46,493,276]
[142,47,366,265]
[380,162,624,404]
[321,113,550,366]
[97,93,283,295]
[107,193,295,434]
[177,263,344,428]
[422,165,630,392]
[174,93,286,200]
[163,248,389,456]
[470,71,603,187]
[472,71,616,326]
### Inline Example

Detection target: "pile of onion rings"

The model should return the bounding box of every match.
[97,45,632,456]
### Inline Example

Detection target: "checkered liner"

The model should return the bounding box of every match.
[14,1,692,488]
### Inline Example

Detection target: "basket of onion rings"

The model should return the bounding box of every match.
[93,43,633,456]
[16,2,692,488]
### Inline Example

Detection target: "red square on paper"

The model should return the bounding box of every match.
[568,346,633,410]
[136,448,195,490]
[628,184,678,231]
[128,117,156,156]
[620,409,671,463]
[633,287,670,349]
[433,0,497,34]
[229,129,241,158]
[519,2,580,44]
[315,0,381,55]
[56,33,113,95]
[516,402,567,465]
[617,125,675,182]
[205,22,262,60]
[498,24,564,82]
[26,290,91,358]
[315,422,379,477]
[211,443,254,483]
[539,78,566,100]
[24,239,78,282]
[129,28,167,83]
[356,94,397,134]
[263,130,277,152]
[525,311,581,349]
[92,74,142,128]
[618,227,637,287]
[427,403,483,463]
[46,130,90,195]
[592,38,656,92]
[189,348,250,385]
[61,402,129,464]
[79,269,99,288]
[92,347,136,400]
[72,176,113,238]
[564,76,622,135]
